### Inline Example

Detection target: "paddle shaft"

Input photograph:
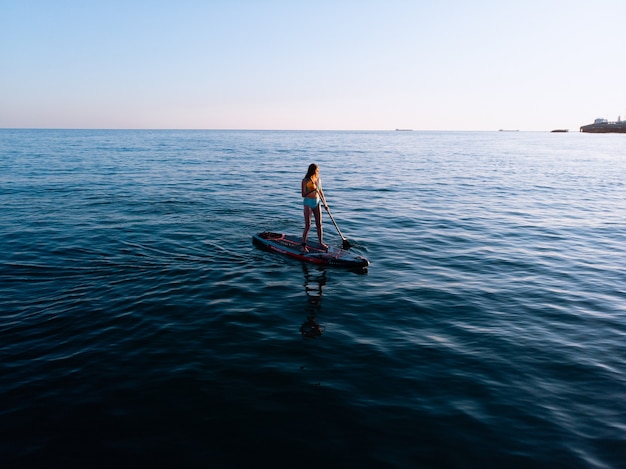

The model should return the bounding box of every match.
[319,193,350,248]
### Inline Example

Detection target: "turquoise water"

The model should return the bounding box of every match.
[1,129,625,467]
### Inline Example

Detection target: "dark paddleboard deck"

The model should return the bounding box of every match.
[252,232,369,269]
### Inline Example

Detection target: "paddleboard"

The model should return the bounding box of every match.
[252,232,369,269]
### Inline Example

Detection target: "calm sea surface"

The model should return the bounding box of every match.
[1,129,625,467]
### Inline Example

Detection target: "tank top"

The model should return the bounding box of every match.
[305,177,320,196]
[305,178,316,194]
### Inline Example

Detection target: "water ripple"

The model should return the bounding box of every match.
[1,130,625,466]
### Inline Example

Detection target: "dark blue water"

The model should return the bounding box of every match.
[1,129,625,467]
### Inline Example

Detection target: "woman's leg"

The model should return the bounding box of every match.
[313,205,328,249]
[302,205,312,249]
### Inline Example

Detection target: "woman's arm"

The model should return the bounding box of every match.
[317,179,325,202]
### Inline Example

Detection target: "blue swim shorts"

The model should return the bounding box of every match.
[303,197,320,209]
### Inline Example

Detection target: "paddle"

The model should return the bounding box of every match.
[319,193,352,249]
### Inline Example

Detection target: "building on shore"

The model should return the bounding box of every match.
[580,117,626,133]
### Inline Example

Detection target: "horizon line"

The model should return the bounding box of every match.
[0,127,563,132]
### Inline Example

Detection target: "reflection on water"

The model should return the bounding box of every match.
[300,264,326,338]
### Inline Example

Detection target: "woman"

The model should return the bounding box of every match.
[301,163,329,252]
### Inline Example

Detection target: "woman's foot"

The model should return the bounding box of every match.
[301,242,309,253]
[319,243,329,251]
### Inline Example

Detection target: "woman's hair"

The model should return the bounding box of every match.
[305,163,318,179]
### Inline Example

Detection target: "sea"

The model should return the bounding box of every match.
[1,129,625,468]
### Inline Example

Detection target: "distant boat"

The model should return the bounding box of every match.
[580,117,626,133]
[551,129,569,133]
[395,128,413,131]
[498,129,519,132]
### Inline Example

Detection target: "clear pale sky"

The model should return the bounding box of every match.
[1,0,624,131]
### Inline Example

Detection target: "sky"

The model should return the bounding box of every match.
[1,0,625,131]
